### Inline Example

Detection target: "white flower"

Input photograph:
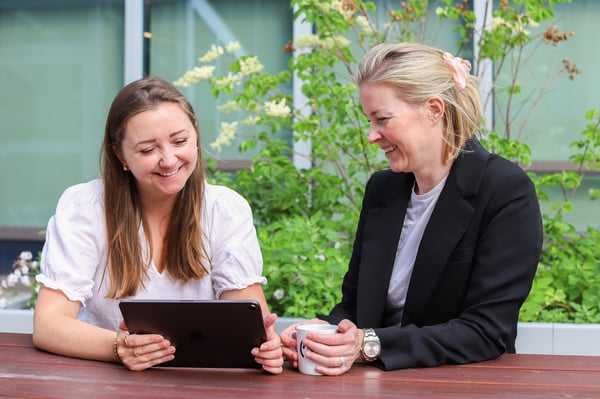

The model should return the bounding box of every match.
[273,289,285,300]
[173,65,216,87]
[210,121,238,151]
[5,273,19,287]
[213,72,241,91]
[198,44,225,63]
[264,98,291,118]
[295,34,321,49]
[20,275,30,286]
[226,41,241,53]
[218,100,241,112]
[321,36,350,50]
[354,16,374,35]
[239,56,264,76]
[19,251,33,261]
[241,116,260,125]
[315,254,326,261]
[491,17,505,30]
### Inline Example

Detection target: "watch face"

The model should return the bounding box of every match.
[364,341,380,357]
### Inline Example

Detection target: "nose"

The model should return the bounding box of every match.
[159,148,177,168]
[367,126,382,144]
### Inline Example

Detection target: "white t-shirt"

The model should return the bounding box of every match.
[37,179,266,330]
[385,176,447,325]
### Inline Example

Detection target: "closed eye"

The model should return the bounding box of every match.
[173,138,188,146]
[139,147,156,155]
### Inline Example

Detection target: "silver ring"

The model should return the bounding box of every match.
[340,356,346,368]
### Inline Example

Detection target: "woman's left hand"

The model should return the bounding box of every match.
[116,320,176,371]
[251,313,284,374]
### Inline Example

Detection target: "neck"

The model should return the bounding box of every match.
[414,163,451,195]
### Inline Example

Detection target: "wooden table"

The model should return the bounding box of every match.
[1,333,599,398]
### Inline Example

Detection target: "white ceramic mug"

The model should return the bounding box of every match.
[295,324,338,375]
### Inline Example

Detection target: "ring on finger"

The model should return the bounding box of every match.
[123,335,130,347]
[340,356,346,368]
[133,349,139,357]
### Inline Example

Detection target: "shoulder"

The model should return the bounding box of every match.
[56,179,104,212]
[364,169,413,206]
[453,139,534,198]
[203,182,252,217]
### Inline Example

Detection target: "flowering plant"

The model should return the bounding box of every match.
[174,0,599,322]
[0,251,40,310]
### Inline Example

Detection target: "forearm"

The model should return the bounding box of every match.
[33,309,117,362]
[32,286,118,363]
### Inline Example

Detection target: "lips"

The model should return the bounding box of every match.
[158,167,180,177]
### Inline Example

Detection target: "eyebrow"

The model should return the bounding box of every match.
[133,129,189,149]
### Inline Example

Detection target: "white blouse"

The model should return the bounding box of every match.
[37,179,266,330]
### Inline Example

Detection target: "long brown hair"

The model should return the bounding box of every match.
[101,76,207,298]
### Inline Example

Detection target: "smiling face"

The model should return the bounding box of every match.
[114,102,198,203]
[360,82,448,191]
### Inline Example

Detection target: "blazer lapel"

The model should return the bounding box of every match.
[403,140,490,323]
[357,174,412,327]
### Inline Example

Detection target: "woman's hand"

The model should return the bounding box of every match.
[115,320,176,371]
[251,313,284,374]
[280,318,326,369]
[281,319,363,375]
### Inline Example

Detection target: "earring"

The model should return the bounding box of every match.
[123,165,129,171]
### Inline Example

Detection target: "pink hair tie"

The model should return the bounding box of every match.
[442,52,471,89]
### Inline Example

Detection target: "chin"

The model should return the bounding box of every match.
[389,164,408,173]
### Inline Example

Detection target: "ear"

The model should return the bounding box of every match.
[425,95,445,122]
[112,144,125,165]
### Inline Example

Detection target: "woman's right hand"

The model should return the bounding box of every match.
[279,318,328,369]
[116,320,176,371]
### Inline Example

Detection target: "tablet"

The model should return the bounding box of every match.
[118,299,266,368]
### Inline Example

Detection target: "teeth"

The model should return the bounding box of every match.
[160,168,179,177]
[383,145,396,153]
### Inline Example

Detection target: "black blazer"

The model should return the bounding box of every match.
[323,139,543,370]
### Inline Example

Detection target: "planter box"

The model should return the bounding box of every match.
[515,322,600,356]
[274,318,600,356]
[0,309,33,334]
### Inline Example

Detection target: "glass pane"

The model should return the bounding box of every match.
[494,0,600,161]
[150,0,294,161]
[0,0,125,227]
[538,175,600,231]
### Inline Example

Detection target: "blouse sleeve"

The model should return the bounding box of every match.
[36,180,106,305]
[203,183,266,298]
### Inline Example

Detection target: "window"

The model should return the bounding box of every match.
[0,0,597,271]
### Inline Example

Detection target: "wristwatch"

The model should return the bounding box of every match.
[361,328,381,362]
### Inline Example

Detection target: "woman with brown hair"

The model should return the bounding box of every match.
[33,76,284,373]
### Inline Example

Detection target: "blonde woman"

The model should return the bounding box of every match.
[33,77,284,373]
[281,42,543,374]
